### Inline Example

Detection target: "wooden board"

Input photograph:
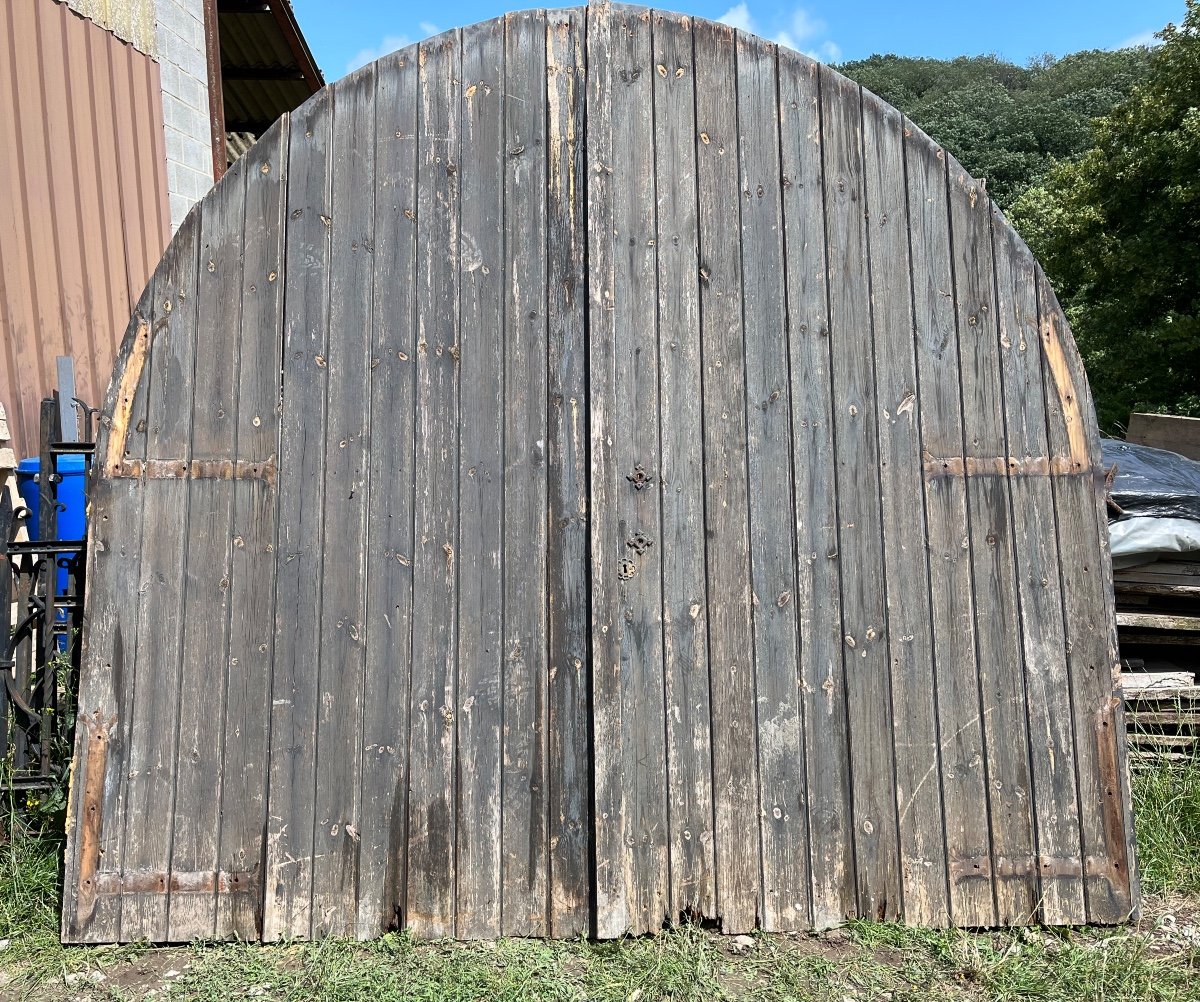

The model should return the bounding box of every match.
[692,15,762,934]
[545,7,591,938]
[652,8,717,926]
[65,4,1137,943]
[1126,413,1200,462]
[455,15,505,941]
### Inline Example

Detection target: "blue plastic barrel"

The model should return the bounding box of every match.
[15,454,87,599]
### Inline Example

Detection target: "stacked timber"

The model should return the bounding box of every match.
[1116,556,1200,761]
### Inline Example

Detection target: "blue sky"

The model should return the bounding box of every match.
[290,0,1184,81]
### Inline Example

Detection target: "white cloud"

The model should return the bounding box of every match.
[718,4,841,64]
[718,2,756,33]
[344,23,441,74]
[773,7,822,49]
[807,39,842,62]
[1116,28,1160,49]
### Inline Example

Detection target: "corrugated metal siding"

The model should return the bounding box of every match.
[62,0,156,55]
[0,0,170,455]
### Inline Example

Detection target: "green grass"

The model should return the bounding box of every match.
[1132,748,1200,896]
[2,760,1200,1001]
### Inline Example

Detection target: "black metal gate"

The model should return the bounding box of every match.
[2,376,93,808]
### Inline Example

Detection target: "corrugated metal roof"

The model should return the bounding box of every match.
[219,0,322,135]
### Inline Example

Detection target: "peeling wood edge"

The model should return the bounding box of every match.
[1039,309,1091,469]
[73,712,115,934]
[103,317,152,474]
[1093,696,1134,912]
[109,457,278,487]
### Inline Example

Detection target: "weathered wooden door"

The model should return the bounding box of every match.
[63,4,1136,944]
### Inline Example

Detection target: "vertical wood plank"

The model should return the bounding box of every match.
[821,67,901,921]
[651,9,717,924]
[406,29,461,940]
[61,287,155,943]
[777,50,855,929]
[616,2,669,935]
[501,8,551,938]
[586,1,626,939]
[991,213,1084,925]
[860,91,949,926]
[692,15,762,934]
[1074,303,1138,922]
[355,48,419,940]
[215,116,289,941]
[168,157,247,942]
[263,89,334,942]
[1037,270,1135,924]
[947,160,1037,924]
[546,7,591,939]
[308,62,375,939]
[456,14,505,940]
[587,2,670,936]
[737,33,809,932]
[904,124,995,927]
[119,207,202,942]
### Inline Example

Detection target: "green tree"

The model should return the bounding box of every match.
[839,48,1152,206]
[1011,2,1200,431]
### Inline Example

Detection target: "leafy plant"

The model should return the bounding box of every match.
[1011,2,1200,430]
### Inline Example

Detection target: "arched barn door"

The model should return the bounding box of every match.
[63,4,1137,944]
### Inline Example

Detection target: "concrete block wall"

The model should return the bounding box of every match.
[155,0,214,230]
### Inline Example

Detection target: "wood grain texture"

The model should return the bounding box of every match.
[168,155,246,943]
[406,29,462,940]
[61,283,157,943]
[651,8,717,924]
[216,115,289,941]
[777,49,854,930]
[861,94,948,927]
[65,5,1137,943]
[309,62,376,939]
[262,88,334,942]
[585,0,626,939]
[455,13,505,941]
[356,47,419,940]
[1036,268,1135,924]
[946,157,1036,925]
[904,123,995,927]
[693,15,762,934]
[737,32,808,933]
[991,206,1084,925]
[821,65,901,923]
[501,9,550,938]
[592,3,670,935]
[118,206,202,942]
[545,7,591,938]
